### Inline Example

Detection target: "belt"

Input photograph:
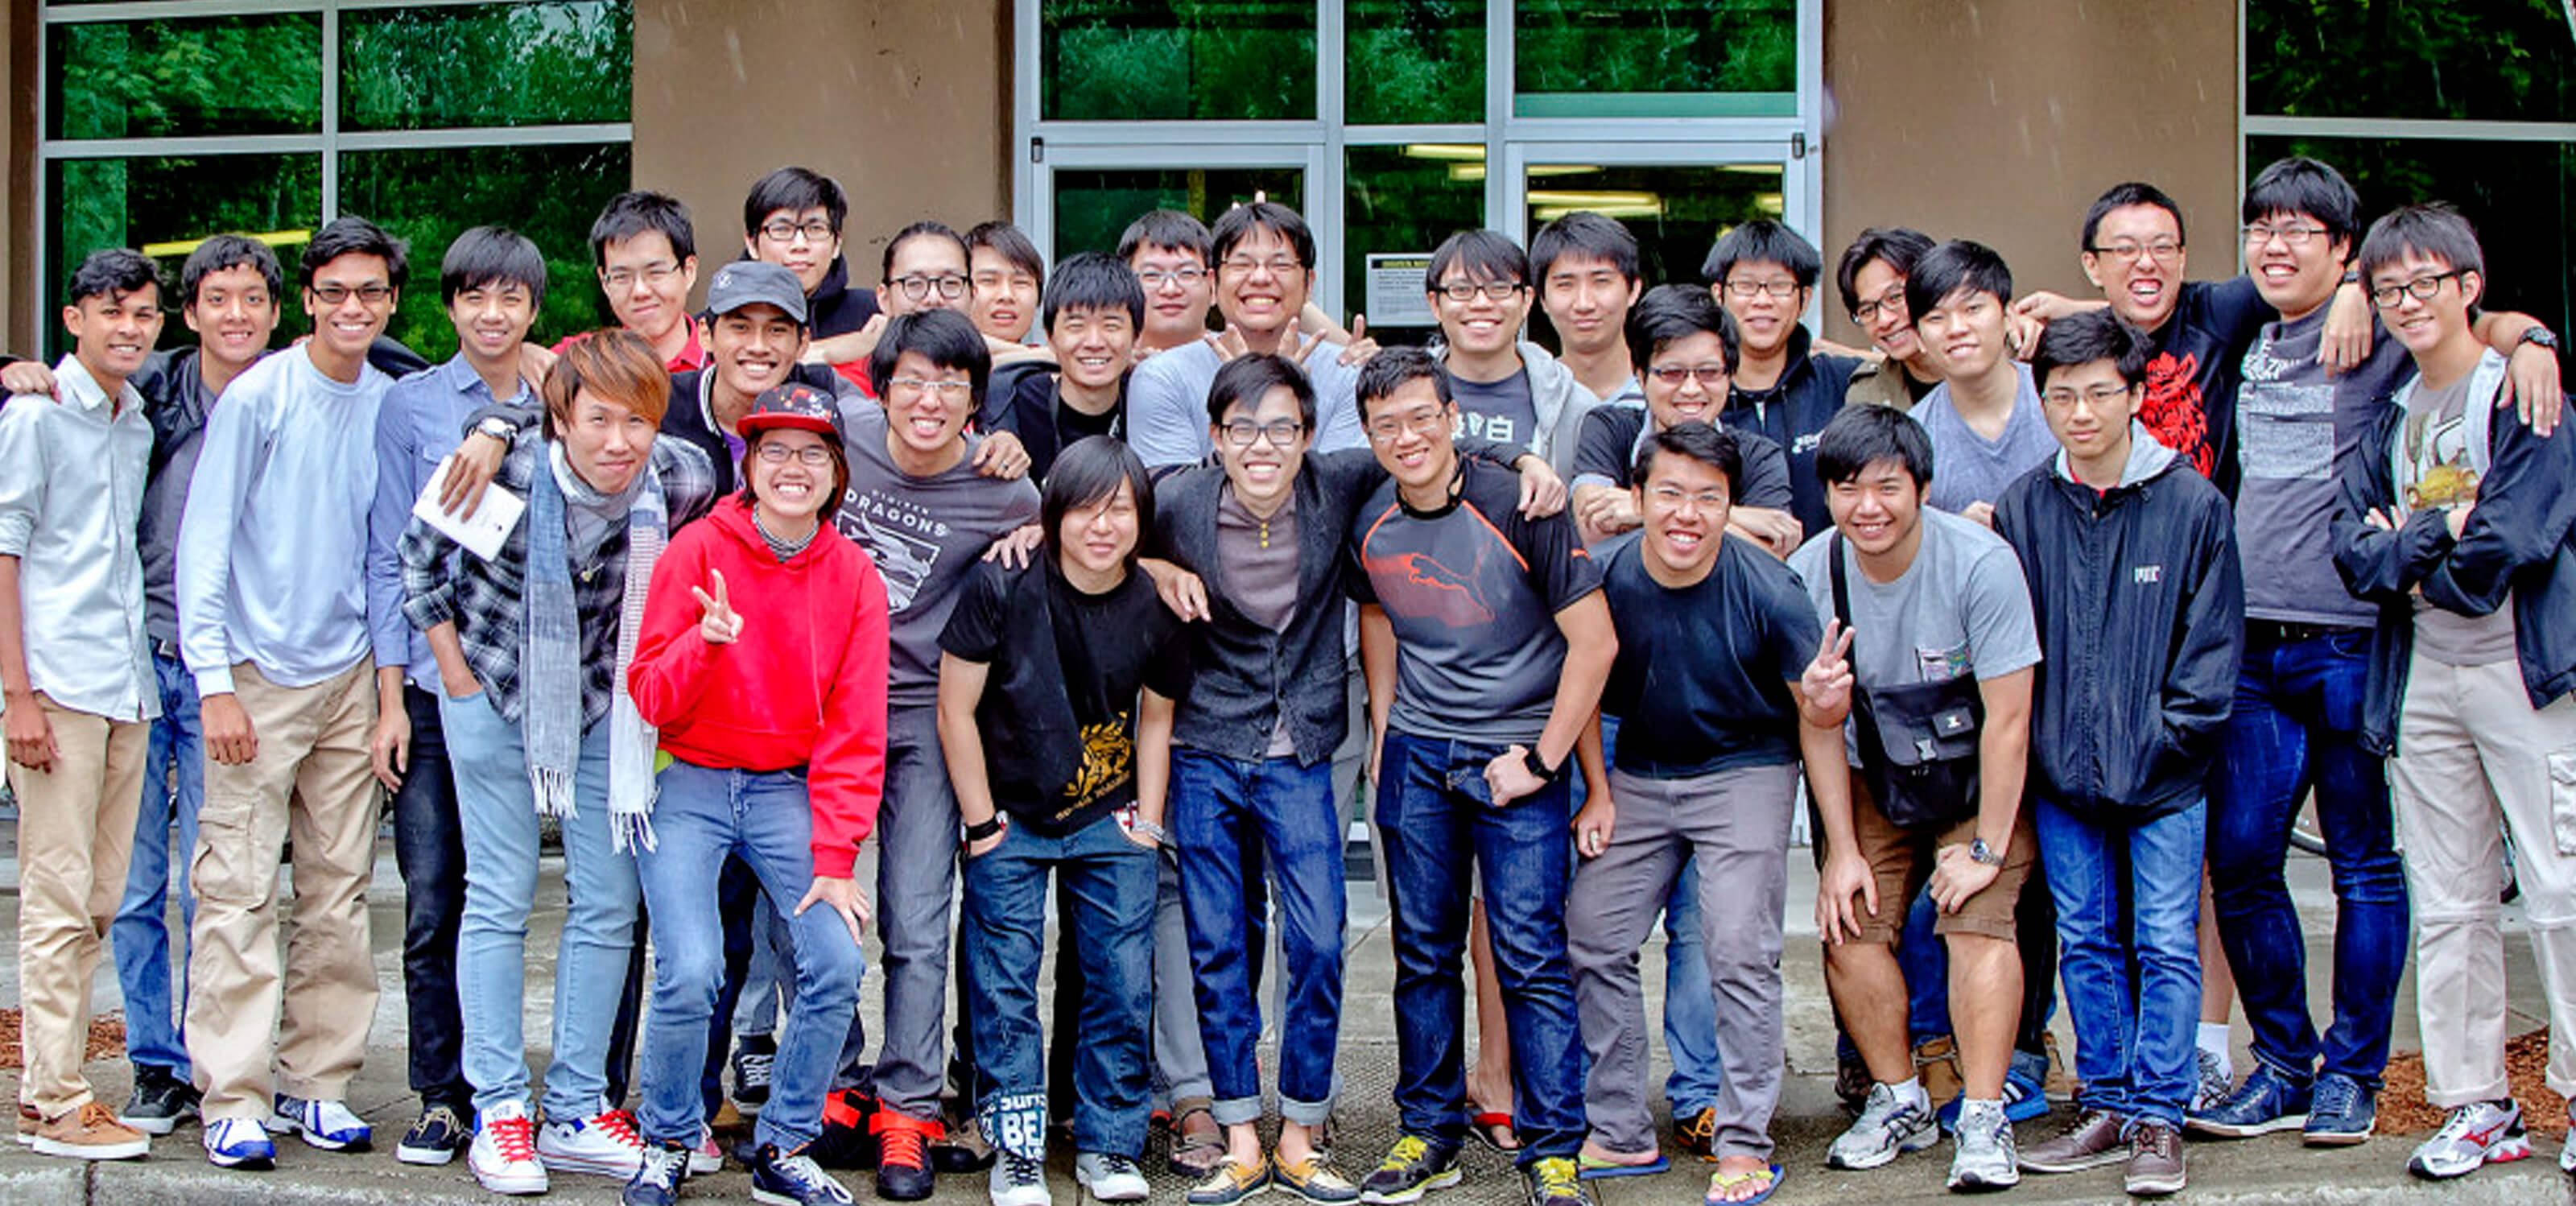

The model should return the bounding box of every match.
[2244,619,2369,646]
[153,638,183,663]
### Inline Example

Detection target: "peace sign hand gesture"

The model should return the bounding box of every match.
[691,568,743,646]
[1800,618,1857,716]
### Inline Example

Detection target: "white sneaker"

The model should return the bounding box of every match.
[692,1122,725,1175]
[992,1150,1053,1206]
[470,1102,548,1196]
[537,1108,650,1178]
[1076,1151,1151,1202]
[1827,1083,1939,1171]
[2408,1100,2529,1179]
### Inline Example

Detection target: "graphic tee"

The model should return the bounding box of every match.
[2396,373,2517,666]
[1445,366,1542,448]
[2234,308,2412,626]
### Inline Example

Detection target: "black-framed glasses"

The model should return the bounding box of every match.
[894,274,969,302]
[2087,239,2182,263]
[1434,279,1527,304]
[309,283,394,305]
[1850,283,1907,325]
[759,218,836,245]
[2370,271,2467,309]
[1722,278,1801,302]
[1220,419,1305,448]
[757,443,835,465]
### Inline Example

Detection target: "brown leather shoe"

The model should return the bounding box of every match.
[2017,1109,2128,1174]
[2124,1121,2186,1197]
[1912,1035,1964,1106]
[31,1102,149,1161]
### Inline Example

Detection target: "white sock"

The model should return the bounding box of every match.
[2196,1023,2232,1077]
[1959,1096,2004,1121]
[1889,1076,1930,1111]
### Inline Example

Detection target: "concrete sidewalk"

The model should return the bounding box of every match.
[0,830,2567,1204]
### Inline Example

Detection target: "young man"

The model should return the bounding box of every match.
[988,253,1141,480]
[586,191,705,371]
[663,262,855,494]
[175,216,409,1171]
[1423,229,1600,477]
[1119,210,1217,356]
[1570,286,1795,551]
[968,221,1046,346]
[366,226,548,1167]
[1349,348,1613,1206]
[1568,423,1832,1204]
[1531,213,1646,406]
[0,248,165,1161]
[2331,204,2576,1182]
[1905,241,2054,524]
[1703,220,1864,539]
[1998,311,2244,1198]
[742,166,878,340]
[1835,227,1943,411]
[1790,405,2038,1192]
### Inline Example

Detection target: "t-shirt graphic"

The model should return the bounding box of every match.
[843,494,949,612]
[2142,349,2213,478]
[1368,538,1505,628]
[1065,712,1137,813]
[2401,386,2481,515]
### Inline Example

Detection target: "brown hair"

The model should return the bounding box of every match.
[543,328,671,438]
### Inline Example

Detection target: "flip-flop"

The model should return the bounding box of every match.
[1466,1110,1522,1154]
[1703,1163,1784,1206]
[1578,1150,1670,1179]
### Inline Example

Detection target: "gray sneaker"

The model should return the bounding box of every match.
[1827,1084,1938,1171]
[1946,1100,2020,1192]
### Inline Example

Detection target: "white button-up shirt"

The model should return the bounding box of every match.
[0,355,156,721]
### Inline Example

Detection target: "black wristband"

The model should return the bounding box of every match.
[1521,745,1560,785]
[962,814,1005,843]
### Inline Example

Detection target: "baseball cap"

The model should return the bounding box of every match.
[739,381,843,441]
[704,260,809,327]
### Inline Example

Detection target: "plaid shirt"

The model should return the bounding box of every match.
[400,432,717,724]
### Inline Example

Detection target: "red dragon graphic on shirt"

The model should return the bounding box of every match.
[1367,546,1501,628]
[2140,350,2214,477]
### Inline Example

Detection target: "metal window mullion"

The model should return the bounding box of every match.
[336,123,634,149]
[1317,0,1345,317]
[2240,114,2576,142]
[42,0,326,24]
[39,134,330,158]
[1483,0,1509,235]
[2235,0,2248,279]
[320,0,339,220]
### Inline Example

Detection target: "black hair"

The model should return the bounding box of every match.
[967,221,1046,287]
[2356,202,2485,289]
[743,167,848,238]
[301,216,407,291]
[1042,252,1146,333]
[1354,345,1451,419]
[2081,181,2186,254]
[180,234,282,309]
[1426,229,1530,291]
[1700,219,1821,289]
[68,247,163,307]
[2242,157,2360,249]
[741,426,852,518]
[440,225,547,310]
[1631,420,1742,502]
[589,190,696,268]
[1903,240,2013,324]
[1117,210,1213,265]
[1624,284,1739,376]
[1210,201,1316,271]
[881,220,970,285]
[869,308,992,404]
[1205,352,1316,431]
[1833,226,1934,318]
[1040,436,1155,570]
[1529,212,1641,286]
[1814,403,1934,489]
[2029,308,2150,392]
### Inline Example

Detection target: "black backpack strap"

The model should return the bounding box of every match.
[1828,531,1854,634]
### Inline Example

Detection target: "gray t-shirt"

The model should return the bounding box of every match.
[2235,309,2408,627]
[1125,340,1367,469]
[1217,484,1299,755]
[832,411,1042,708]
[1913,362,2057,514]
[1445,366,1542,448]
[2398,373,2518,666]
[1788,507,2043,766]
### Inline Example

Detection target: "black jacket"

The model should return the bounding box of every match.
[659,363,853,495]
[1992,433,2244,820]
[2330,355,2576,755]
[1715,324,1862,539]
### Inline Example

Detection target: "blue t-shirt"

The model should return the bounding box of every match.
[1913,362,2057,514]
[1598,532,1821,777]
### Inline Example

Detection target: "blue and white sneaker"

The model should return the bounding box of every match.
[2186,1064,2310,1139]
[269,1094,372,1151]
[750,1142,859,1205]
[1938,1051,2051,1132]
[204,1117,279,1170]
[2302,1072,2376,1146]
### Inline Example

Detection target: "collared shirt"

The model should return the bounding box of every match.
[0,356,156,720]
[368,355,532,687]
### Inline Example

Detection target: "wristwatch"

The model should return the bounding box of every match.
[1130,817,1170,845]
[2518,326,2560,353]
[473,414,518,443]
[962,814,1005,844]
[1520,745,1562,786]
[1967,837,2003,867]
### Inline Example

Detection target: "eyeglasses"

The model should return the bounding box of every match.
[1646,365,1730,390]
[893,274,969,302]
[602,261,683,291]
[2241,223,2330,249]
[1220,419,1305,448]
[309,283,394,305]
[757,443,836,465]
[2369,271,2466,310]
[759,219,836,245]
[888,376,972,398]
[1850,284,1908,325]
[2041,383,2135,411]
[1721,278,1800,302]
[1646,485,1729,509]
[1136,266,1206,290]
[1220,255,1303,279]
[1434,279,1528,304]
[2087,239,2182,264]
[1365,409,1451,443]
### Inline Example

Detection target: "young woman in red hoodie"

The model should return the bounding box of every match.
[620,382,890,1206]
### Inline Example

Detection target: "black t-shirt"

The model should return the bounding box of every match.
[2140,276,2270,490]
[1570,407,1796,512]
[1598,532,1821,777]
[993,369,1127,482]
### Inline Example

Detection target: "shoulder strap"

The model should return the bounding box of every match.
[1828,531,1854,631]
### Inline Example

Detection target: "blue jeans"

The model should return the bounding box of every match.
[2211,628,2409,1088]
[390,683,471,1110]
[1171,750,1346,1127]
[2037,796,2207,1127]
[1377,731,1584,1163]
[442,689,638,1121]
[635,762,865,1152]
[112,649,202,1077]
[962,812,1157,1160]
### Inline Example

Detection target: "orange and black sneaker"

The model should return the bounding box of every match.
[1676,1107,1719,1162]
[811,1088,877,1170]
[871,1109,943,1200]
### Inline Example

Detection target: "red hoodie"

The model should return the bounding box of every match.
[629,500,890,878]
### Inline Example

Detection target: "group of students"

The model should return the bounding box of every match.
[4,151,2574,1206]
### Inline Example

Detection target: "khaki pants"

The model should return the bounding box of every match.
[184,659,381,1121]
[7,695,147,1117]
[2389,654,2576,1107]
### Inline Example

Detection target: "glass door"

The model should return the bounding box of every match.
[1027,142,1326,290]
[1501,142,1806,290]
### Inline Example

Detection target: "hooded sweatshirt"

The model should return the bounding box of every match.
[629,499,891,877]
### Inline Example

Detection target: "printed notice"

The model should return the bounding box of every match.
[1364,254,1436,328]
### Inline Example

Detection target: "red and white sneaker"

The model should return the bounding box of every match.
[470,1101,548,1195]
[537,1107,649,1179]
[2407,1100,2530,1179]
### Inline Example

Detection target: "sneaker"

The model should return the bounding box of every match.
[204,1116,279,1170]
[2124,1120,2185,1197]
[2407,1100,2530,1179]
[2562,1126,2576,1175]
[1358,1135,1463,1204]
[2017,1109,2127,1174]
[990,1150,1052,1206]
[694,1124,727,1175]
[623,1140,693,1206]
[1190,1155,1274,1205]
[812,1089,877,1169]
[541,1108,650,1178]
[398,1102,471,1165]
[871,1110,941,1200]
[1675,1106,1718,1161]
[2186,1063,2310,1138]
[2302,1072,2376,1146]
[1523,1155,1589,1206]
[734,1033,778,1114]
[268,1094,371,1151]
[469,1102,548,1195]
[31,1101,149,1161]
[1945,1099,2019,1192]
[1075,1151,1151,1202]
[1825,1083,1938,1171]
[1274,1152,1360,1205]
[1937,1055,2050,1132]
[120,1067,201,1137]
[753,1142,860,1205]
[2188,1047,2231,1116]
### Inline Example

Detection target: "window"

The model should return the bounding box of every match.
[39,1,634,361]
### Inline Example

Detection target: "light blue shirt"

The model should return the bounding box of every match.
[367,355,530,687]
[0,356,155,721]
[176,345,390,697]
[1124,340,1366,470]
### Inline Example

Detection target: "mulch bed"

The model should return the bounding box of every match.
[0,1010,129,1072]
[2379,1028,2568,1136]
